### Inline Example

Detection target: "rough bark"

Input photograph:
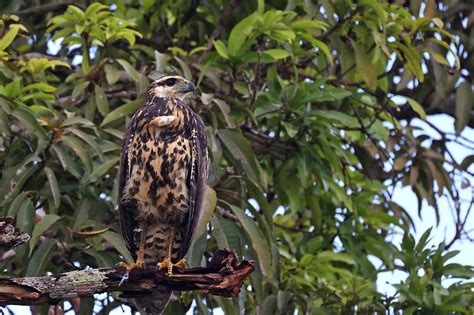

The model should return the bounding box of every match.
[0,217,30,257]
[0,249,254,306]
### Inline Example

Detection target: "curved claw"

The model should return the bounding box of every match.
[119,259,145,271]
[157,258,187,276]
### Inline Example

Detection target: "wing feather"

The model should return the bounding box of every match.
[118,113,140,255]
[179,110,208,258]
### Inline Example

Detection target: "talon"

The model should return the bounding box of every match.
[157,258,186,276]
[175,258,187,269]
[119,259,144,271]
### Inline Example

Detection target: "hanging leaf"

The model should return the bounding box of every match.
[100,231,134,263]
[29,214,61,255]
[44,167,61,210]
[454,82,473,134]
[217,129,263,188]
[26,239,57,276]
[225,203,273,278]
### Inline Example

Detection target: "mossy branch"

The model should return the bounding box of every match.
[0,217,254,306]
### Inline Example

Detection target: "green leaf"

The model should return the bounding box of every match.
[62,135,93,173]
[66,127,105,161]
[405,97,426,120]
[15,198,34,235]
[263,49,290,60]
[11,106,48,140]
[213,98,236,128]
[29,214,61,255]
[228,14,257,57]
[101,98,143,126]
[352,40,378,91]
[454,82,473,134]
[44,167,61,209]
[0,24,21,51]
[81,157,119,184]
[116,59,140,82]
[214,40,229,59]
[26,239,56,276]
[217,129,263,187]
[94,85,109,116]
[21,82,56,93]
[7,192,28,217]
[100,231,133,264]
[226,203,273,278]
[290,19,327,31]
[311,110,360,128]
[104,64,120,85]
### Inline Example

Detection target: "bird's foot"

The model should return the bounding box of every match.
[157,258,187,276]
[118,259,145,271]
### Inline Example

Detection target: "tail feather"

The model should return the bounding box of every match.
[134,286,171,315]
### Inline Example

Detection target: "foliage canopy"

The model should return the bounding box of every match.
[0,0,473,314]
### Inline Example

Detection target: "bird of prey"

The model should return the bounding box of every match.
[118,75,208,314]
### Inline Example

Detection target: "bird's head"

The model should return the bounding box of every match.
[147,75,196,100]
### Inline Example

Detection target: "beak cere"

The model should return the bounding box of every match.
[184,81,196,93]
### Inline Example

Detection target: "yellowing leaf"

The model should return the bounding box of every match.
[406,97,426,120]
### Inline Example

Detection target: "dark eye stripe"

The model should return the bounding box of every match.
[158,78,176,86]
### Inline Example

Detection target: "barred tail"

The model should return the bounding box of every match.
[134,286,171,315]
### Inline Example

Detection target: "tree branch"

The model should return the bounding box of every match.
[0,217,30,257]
[0,249,254,306]
[14,2,84,16]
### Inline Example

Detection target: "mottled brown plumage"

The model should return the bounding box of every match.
[118,76,208,314]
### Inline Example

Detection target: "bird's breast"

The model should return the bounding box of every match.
[124,126,192,225]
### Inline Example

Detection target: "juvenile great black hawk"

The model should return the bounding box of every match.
[118,75,208,314]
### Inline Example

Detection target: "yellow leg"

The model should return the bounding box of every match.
[157,227,186,276]
[119,227,146,271]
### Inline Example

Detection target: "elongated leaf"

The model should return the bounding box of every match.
[15,198,34,235]
[311,110,360,128]
[94,85,109,116]
[226,203,273,278]
[7,192,28,217]
[263,49,290,60]
[101,98,143,126]
[405,97,426,120]
[116,59,140,81]
[26,239,56,276]
[104,64,121,85]
[29,214,61,255]
[352,40,378,91]
[455,82,473,134]
[228,14,257,57]
[81,157,119,184]
[217,129,263,187]
[213,99,236,128]
[62,135,93,173]
[214,40,229,59]
[70,226,110,237]
[66,127,105,161]
[0,24,21,51]
[11,106,48,140]
[44,167,60,209]
[100,231,133,263]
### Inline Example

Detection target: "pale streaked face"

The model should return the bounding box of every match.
[149,76,196,100]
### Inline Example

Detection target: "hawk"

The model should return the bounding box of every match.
[118,75,208,314]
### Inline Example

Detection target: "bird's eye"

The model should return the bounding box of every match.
[165,79,176,86]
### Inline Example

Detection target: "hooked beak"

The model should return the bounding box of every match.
[183,81,196,93]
